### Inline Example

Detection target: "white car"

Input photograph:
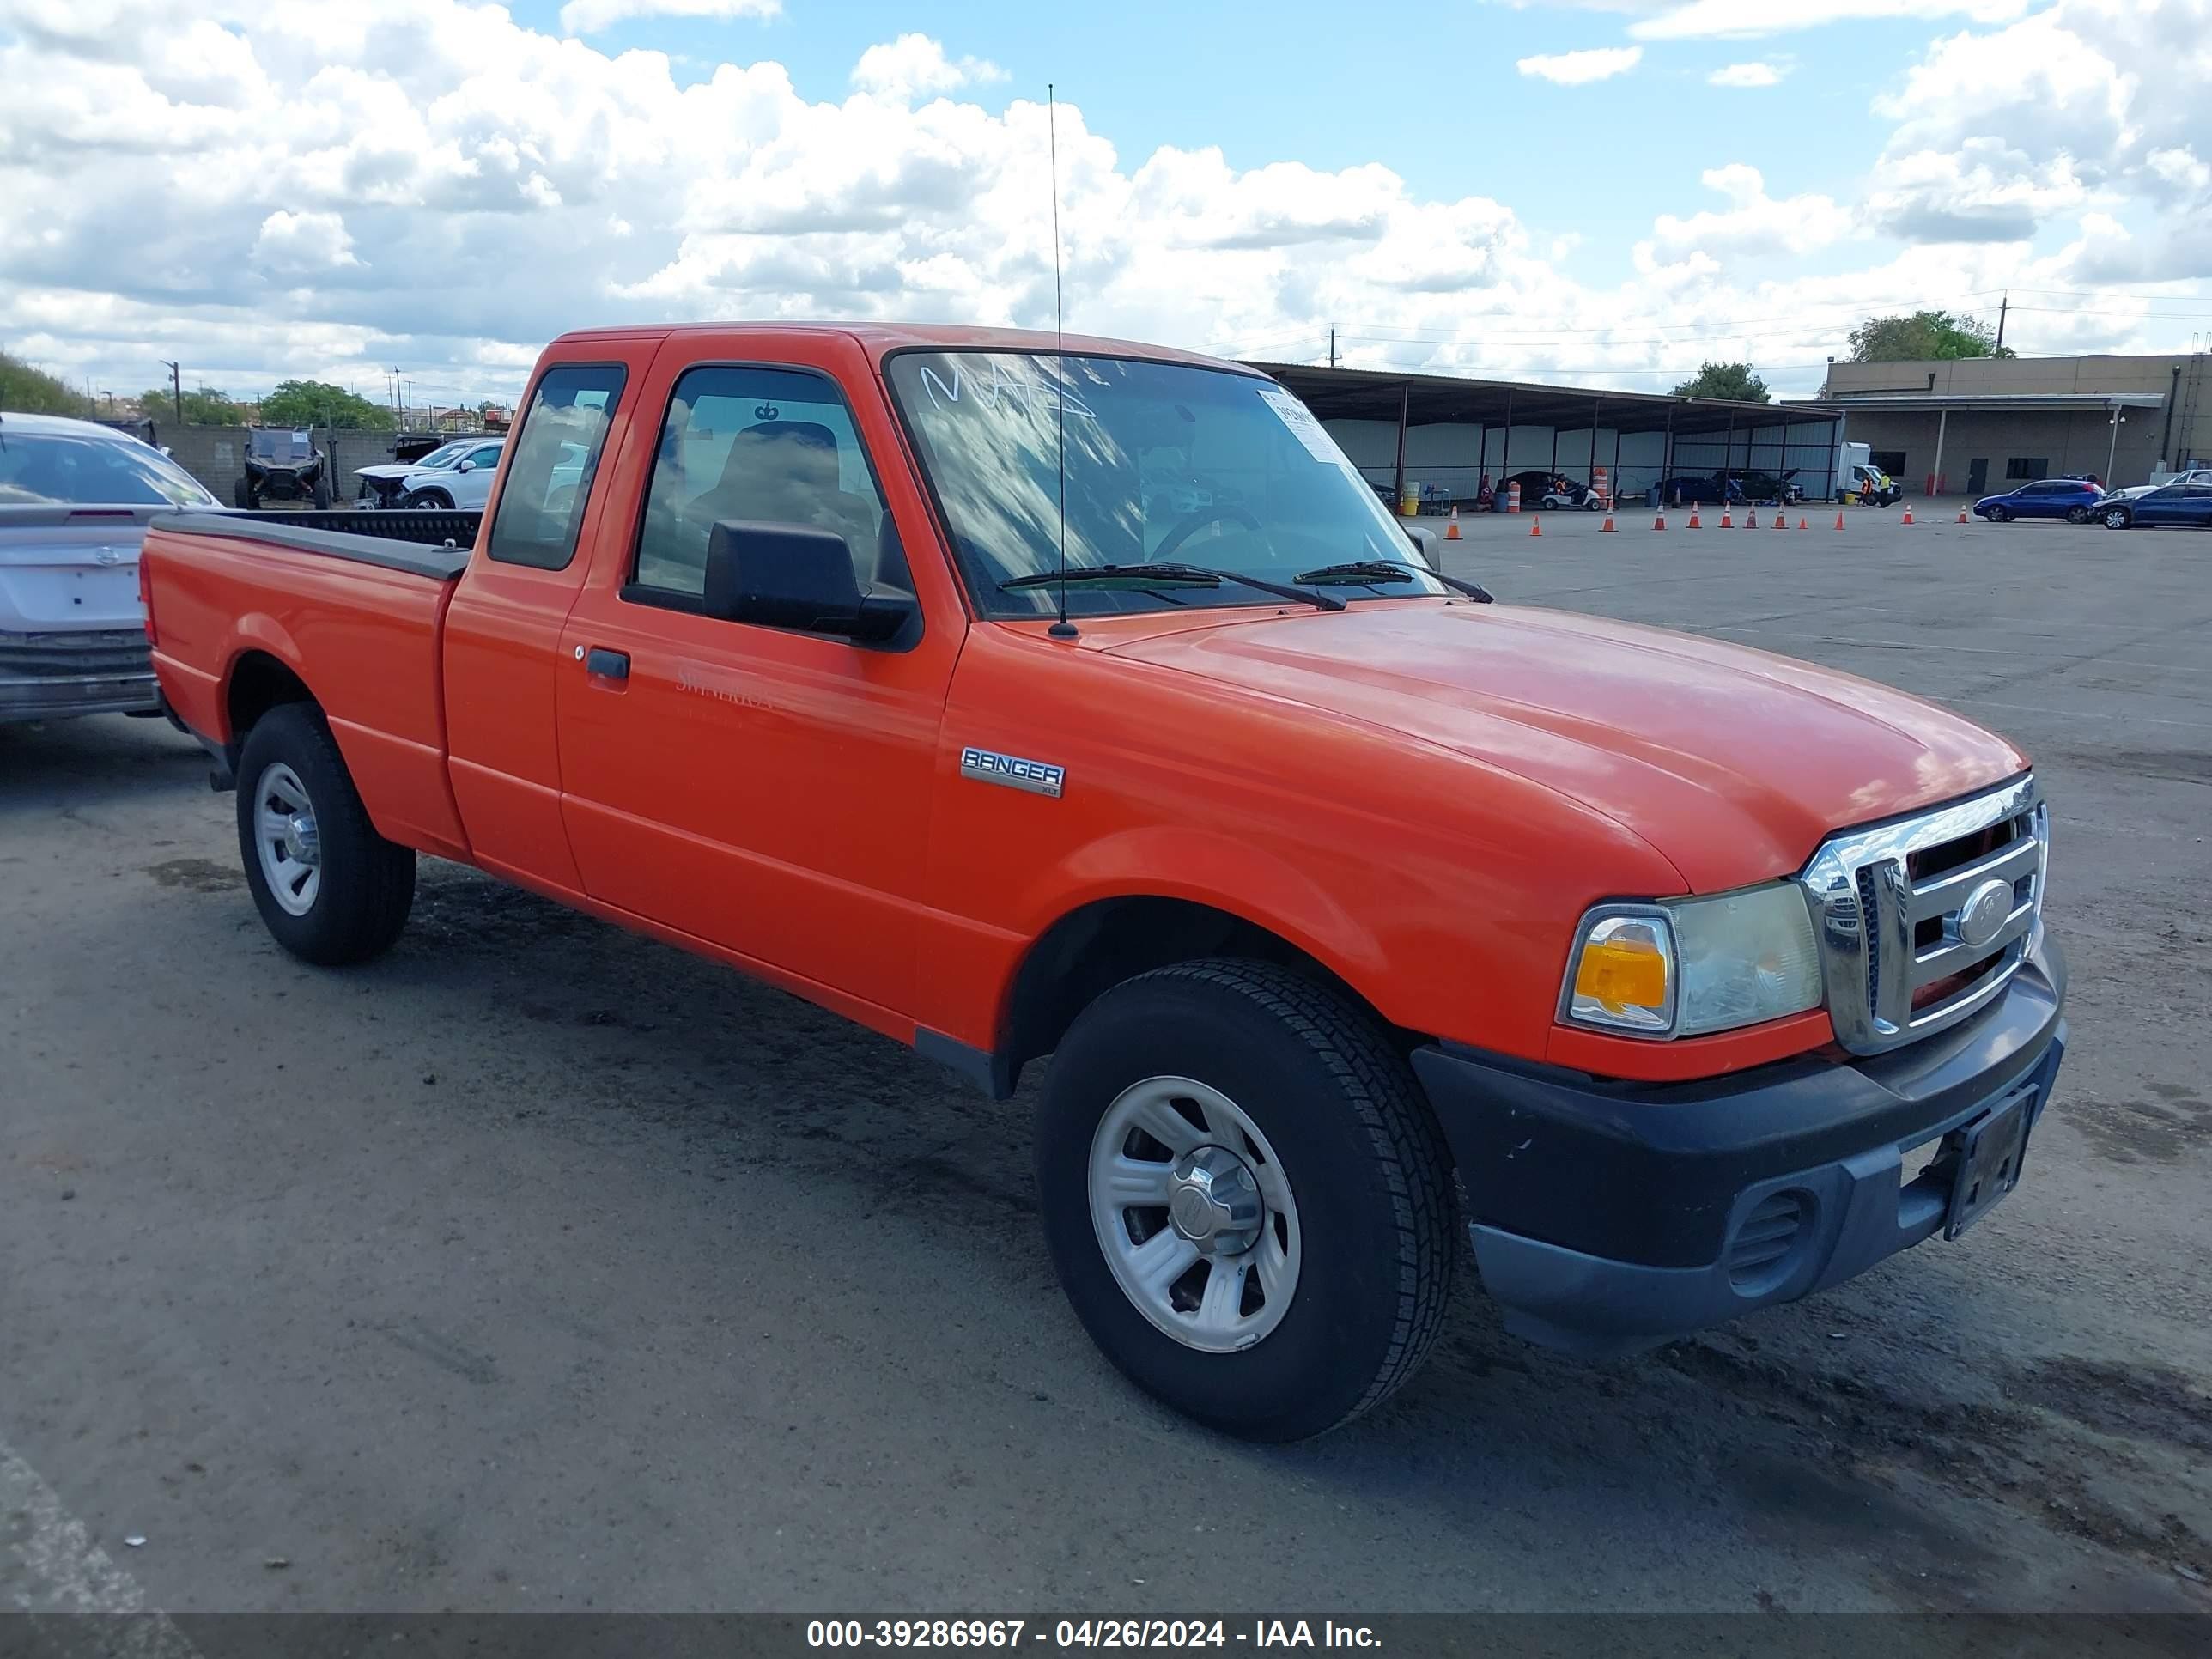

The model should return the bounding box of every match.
[353,438,477,507]
[2103,466,2212,504]
[0,411,220,723]
[392,438,506,510]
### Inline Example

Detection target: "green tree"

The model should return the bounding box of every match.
[1670,362,1770,403]
[3,349,94,416]
[1847,309,2016,362]
[258,379,393,430]
[141,384,242,423]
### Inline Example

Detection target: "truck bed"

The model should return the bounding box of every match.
[144,510,478,859]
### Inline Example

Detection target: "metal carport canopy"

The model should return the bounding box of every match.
[1242,361,1839,437]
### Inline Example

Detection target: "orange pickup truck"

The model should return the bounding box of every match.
[144,323,2065,1440]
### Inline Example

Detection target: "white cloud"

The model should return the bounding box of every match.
[1707,61,1784,87]
[1644,164,1853,261]
[558,0,779,35]
[0,0,2206,409]
[1872,0,2212,257]
[850,33,1006,100]
[1631,0,2029,40]
[1516,46,1643,83]
[252,210,360,271]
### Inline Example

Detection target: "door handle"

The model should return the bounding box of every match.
[585,647,629,682]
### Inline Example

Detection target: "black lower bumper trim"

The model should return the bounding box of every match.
[1412,931,2067,1358]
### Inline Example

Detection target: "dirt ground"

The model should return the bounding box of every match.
[2,505,2208,1624]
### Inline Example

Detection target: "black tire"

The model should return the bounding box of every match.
[234,702,415,966]
[1036,959,1455,1442]
[1986,504,2011,522]
[232,477,252,509]
[2102,506,2132,530]
[312,472,333,510]
[2065,506,2090,525]
[404,487,453,510]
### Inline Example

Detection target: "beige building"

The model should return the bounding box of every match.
[1808,353,2212,498]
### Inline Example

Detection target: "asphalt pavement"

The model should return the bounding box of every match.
[2,503,2208,1621]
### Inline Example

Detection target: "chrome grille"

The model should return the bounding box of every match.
[1800,775,2046,1056]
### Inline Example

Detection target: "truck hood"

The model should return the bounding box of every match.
[1097,601,2027,893]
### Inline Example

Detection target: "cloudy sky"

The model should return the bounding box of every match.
[2,0,2208,413]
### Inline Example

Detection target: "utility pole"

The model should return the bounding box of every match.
[161,360,182,422]
[1328,327,1338,369]
[1995,294,2008,354]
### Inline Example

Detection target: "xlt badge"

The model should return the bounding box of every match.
[960,746,1065,799]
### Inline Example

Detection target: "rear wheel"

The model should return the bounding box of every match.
[1036,960,1455,1441]
[312,473,333,510]
[2102,505,2132,529]
[232,477,252,509]
[235,702,415,965]
[2065,505,2091,524]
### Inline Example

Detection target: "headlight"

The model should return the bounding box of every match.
[1562,884,1822,1039]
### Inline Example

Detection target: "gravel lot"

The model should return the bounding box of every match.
[3,506,2209,1620]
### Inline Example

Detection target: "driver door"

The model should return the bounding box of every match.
[554,339,964,1023]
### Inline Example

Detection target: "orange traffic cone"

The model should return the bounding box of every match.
[1601,514,1617,532]
[1445,506,1462,541]
[1719,510,1733,528]
[1686,507,1701,529]
[1833,512,1844,530]
[1767,510,1783,529]
[1901,505,1915,525]
[1955,506,1967,524]
[1529,515,1541,537]
[1798,517,1808,530]
[1652,512,1665,531]
[1744,509,1758,530]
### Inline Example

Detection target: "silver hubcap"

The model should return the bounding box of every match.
[1089,1077,1300,1353]
[253,762,321,916]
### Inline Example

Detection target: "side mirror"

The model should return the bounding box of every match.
[703,520,916,646]
[455,459,475,472]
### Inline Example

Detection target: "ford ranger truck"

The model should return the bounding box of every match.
[142,325,2066,1442]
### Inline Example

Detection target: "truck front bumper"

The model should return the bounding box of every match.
[1412,929,2066,1359]
[0,629,159,724]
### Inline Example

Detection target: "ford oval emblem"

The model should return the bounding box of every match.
[1957,878,2014,951]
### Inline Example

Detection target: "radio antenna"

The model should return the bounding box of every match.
[1046,83,1077,640]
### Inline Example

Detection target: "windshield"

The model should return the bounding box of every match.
[250,429,312,461]
[0,428,218,508]
[885,350,1449,617]
[413,441,471,470]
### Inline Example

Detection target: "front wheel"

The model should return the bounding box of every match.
[1985,504,2011,522]
[2102,506,2132,529]
[1036,960,1455,1441]
[404,487,454,510]
[312,473,333,510]
[233,477,253,509]
[235,702,416,965]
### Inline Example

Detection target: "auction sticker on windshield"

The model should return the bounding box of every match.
[1255,385,1345,464]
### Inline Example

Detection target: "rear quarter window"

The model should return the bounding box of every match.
[486,364,626,570]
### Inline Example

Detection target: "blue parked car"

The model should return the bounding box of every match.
[1972,477,2103,523]
[2098,480,2212,530]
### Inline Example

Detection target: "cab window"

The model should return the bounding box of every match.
[627,365,900,602]
[485,364,625,570]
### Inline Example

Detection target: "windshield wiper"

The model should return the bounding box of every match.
[1001,562,1345,611]
[1294,560,1493,603]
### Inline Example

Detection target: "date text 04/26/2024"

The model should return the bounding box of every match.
[805,1620,1381,1649]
